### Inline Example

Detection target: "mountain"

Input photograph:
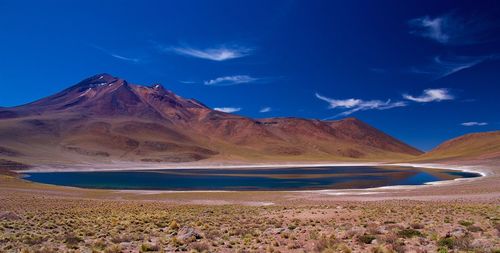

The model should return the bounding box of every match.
[0,74,422,166]
[417,131,500,162]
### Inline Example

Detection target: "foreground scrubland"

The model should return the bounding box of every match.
[1,190,498,253]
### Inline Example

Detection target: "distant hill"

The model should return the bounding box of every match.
[0,73,422,166]
[417,131,500,161]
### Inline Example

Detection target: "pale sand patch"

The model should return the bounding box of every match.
[391,162,490,177]
[301,162,488,196]
[19,161,385,173]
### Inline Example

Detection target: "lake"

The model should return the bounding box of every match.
[24,166,480,191]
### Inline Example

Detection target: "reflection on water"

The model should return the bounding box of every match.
[25,166,479,191]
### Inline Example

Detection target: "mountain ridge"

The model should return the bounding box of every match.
[416,130,500,162]
[0,74,423,166]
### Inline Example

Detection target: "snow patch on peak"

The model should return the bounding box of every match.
[78,88,92,97]
[151,84,164,90]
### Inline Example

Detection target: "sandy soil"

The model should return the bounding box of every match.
[18,161,389,173]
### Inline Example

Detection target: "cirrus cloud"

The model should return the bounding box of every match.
[408,13,493,45]
[214,107,241,113]
[204,75,258,86]
[409,15,453,44]
[461,122,488,126]
[315,93,407,118]
[91,45,142,63]
[403,88,454,103]
[409,55,491,79]
[163,44,253,61]
[259,107,271,113]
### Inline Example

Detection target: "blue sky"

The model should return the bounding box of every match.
[0,0,499,150]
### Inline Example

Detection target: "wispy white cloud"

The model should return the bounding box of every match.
[162,44,253,61]
[408,13,491,45]
[179,80,197,84]
[315,93,407,118]
[461,121,488,126]
[259,107,271,113]
[214,107,241,113]
[92,45,141,63]
[204,75,258,86]
[434,55,485,77]
[409,55,490,79]
[109,54,141,63]
[409,15,452,44]
[403,88,454,103]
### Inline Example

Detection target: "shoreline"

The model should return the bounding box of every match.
[17,162,488,194]
[18,161,385,173]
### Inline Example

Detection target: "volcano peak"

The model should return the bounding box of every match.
[0,73,424,162]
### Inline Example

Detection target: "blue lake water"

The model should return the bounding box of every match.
[24,166,480,191]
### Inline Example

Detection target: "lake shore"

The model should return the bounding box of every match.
[17,161,490,195]
[18,160,490,177]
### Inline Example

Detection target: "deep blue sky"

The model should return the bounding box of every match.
[1,0,499,150]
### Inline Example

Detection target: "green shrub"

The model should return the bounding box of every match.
[437,246,448,253]
[397,228,422,238]
[358,234,376,244]
[437,237,455,249]
[458,220,473,227]
[64,233,83,249]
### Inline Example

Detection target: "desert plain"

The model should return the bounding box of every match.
[1,156,499,253]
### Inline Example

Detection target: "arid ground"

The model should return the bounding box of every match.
[1,159,499,253]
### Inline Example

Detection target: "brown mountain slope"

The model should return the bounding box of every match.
[416,131,500,162]
[0,74,422,166]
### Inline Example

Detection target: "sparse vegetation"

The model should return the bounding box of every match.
[358,234,376,244]
[438,237,455,249]
[458,220,474,227]
[397,228,423,238]
[0,175,498,252]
